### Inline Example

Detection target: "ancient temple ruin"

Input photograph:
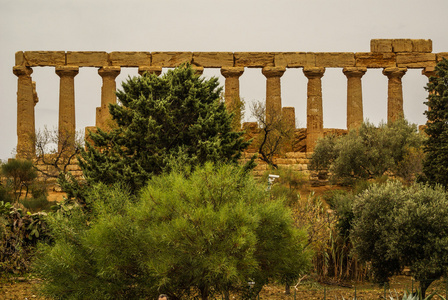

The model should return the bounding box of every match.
[13,39,444,159]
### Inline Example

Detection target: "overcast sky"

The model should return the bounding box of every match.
[1,0,448,161]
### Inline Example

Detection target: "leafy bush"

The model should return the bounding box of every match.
[0,202,50,274]
[34,164,312,300]
[310,119,424,185]
[351,181,448,298]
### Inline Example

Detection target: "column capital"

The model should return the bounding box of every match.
[382,67,407,79]
[138,66,162,76]
[422,66,437,78]
[13,65,33,77]
[56,66,79,77]
[98,66,121,78]
[343,67,367,78]
[220,67,244,78]
[262,66,286,78]
[303,67,325,79]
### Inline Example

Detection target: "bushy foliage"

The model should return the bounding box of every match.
[310,119,424,185]
[34,164,311,300]
[0,201,50,274]
[1,159,37,202]
[78,64,251,193]
[351,181,448,297]
[421,58,448,188]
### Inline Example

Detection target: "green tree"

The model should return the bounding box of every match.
[78,64,251,192]
[34,163,311,300]
[351,181,448,297]
[1,159,37,202]
[421,58,448,187]
[310,119,424,185]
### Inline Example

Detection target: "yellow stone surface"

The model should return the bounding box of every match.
[396,53,436,68]
[412,39,432,53]
[109,52,151,67]
[192,52,233,67]
[15,51,25,66]
[274,52,315,67]
[151,52,192,67]
[392,39,413,53]
[24,51,65,66]
[315,52,355,67]
[355,52,396,68]
[67,51,108,67]
[234,52,275,68]
[437,53,448,61]
[371,39,393,52]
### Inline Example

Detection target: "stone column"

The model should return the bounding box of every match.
[383,67,407,123]
[220,67,245,128]
[13,66,35,158]
[138,66,162,76]
[97,66,121,128]
[303,67,325,152]
[56,66,79,152]
[262,67,286,121]
[343,67,367,130]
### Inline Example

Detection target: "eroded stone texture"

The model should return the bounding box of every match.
[262,67,286,120]
[355,52,396,68]
[221,67,244,127]
[383,67,407,122]
[274,52,315,67]
[397,53,436,68]
[315,53,355,67]
[109,52,151,67]
[371,39,393,52]
[24,51,65,66]
[151,52,192,67]
[192,52,233,68]
[303,67,325,152]
[13,66,35,158]
[343,67,366,130]
[56,66,79,152]
[97,66,120,129]
[282,107,296,152]
[393,39,413,53]
[412,40,432,53]
[234,52,274,68]
[67,51,108,67]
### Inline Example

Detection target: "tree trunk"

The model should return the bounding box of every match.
[285,284,291,295]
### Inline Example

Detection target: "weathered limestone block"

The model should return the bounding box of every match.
[24,51,65,66]
[412,39,432,53]
[437,53,448,61]
[396,53,436,68]
[355,52,396,68]
[371,39,393,52]
[315,53,355,67]
[220,67,244,124]
[151,52,192,67]
[392,39,413,53]
[109,52,151,67]
[192,52,233,67]
[67,51,108,67]
[274,52,315,67]
[234,52,275,68]
[138,66,162,76]
[422,66,436,78]
[15,51,25,66]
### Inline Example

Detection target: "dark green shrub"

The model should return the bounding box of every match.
[34,163,312,300]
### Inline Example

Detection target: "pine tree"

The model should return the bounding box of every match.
[79,64,251,192]
[421,58,448,187]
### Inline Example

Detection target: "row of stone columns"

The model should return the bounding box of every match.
[14,64,411,157]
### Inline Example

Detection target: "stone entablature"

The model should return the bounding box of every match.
[13,39,444,158]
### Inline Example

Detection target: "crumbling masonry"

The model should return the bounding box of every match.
[14,39,445,162]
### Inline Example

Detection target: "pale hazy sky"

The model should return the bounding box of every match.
[1,0,448,161]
